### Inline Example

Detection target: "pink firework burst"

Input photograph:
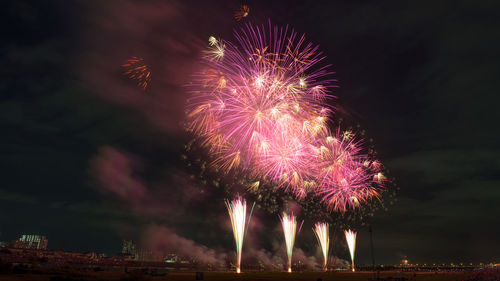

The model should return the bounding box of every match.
[186,23,384,212]
[187,23,333,174]
[315,129,384,211]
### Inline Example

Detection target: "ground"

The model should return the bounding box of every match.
[0,270,474,281]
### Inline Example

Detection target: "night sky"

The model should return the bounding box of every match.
[2,0,499,266]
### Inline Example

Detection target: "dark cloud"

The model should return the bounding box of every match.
[90,146,148,202]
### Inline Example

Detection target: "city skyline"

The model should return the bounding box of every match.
[1,233,497,268]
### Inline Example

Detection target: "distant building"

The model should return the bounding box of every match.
[121,240,137,256]
[121,239,165,262]
[13,235,48,250]
[135,248,164,262]
[85,251,106,260]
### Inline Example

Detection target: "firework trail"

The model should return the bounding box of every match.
[122,56,151,90]
[344,229,357,272]
[313,222,329,271]
[243,201,256,242]
[187,23,385,212]
[280,212,297,272]
[225,196,249,273]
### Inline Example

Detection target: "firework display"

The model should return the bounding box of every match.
[122,56,151,90]
[344,229,357,272]
[225,196,249,273]
[186,23,385,213]
[280,212,297,272]
[313,222,330,271]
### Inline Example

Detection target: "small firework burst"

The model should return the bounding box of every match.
[315,128,383,212]
[122,56,151,90]
[234,5,250,21]
[204,38,225,61]
[208,36,218,46]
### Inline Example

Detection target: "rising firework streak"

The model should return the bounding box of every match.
[344,229,357,272]
[225,197,250,273]
[313,222,330,271]
[280,212,297,273]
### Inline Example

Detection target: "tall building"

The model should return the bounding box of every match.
[13,235,48,250]
[121,239,137,256]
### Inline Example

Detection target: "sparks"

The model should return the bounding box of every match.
[313,222,330,271]
[344,229,357,272]
[280,212,297,273]
[225,196,249,273]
